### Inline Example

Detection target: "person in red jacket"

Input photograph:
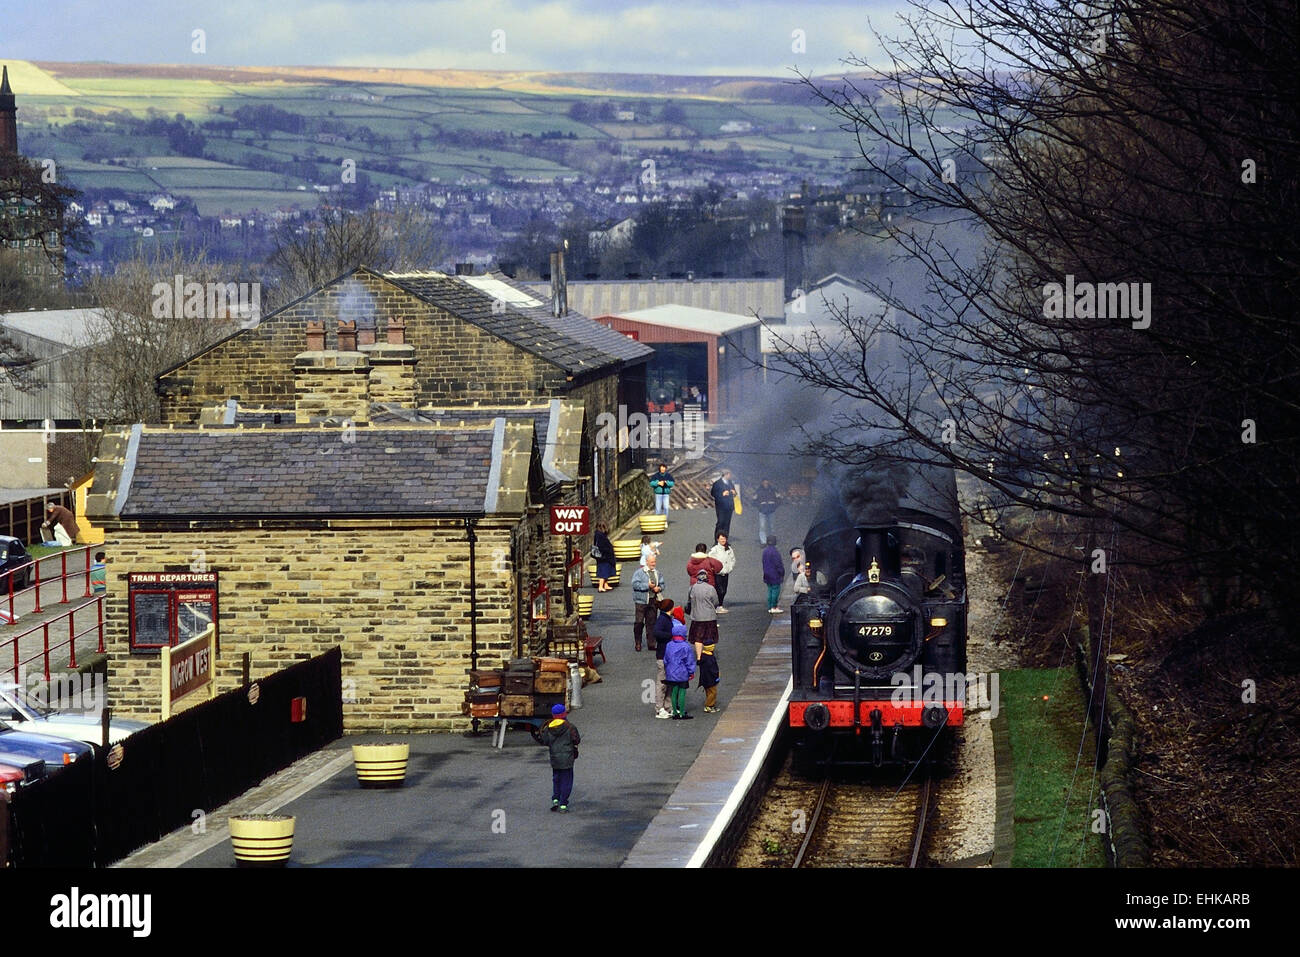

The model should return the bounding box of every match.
[685,542,722,590]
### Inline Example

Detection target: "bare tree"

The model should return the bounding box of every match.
[770,0,1299,614]
[266,205,447,308]
[72,245,248,423]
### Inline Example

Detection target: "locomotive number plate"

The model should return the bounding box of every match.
[857,625,894,638]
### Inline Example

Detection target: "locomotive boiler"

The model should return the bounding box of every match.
[789,460,968,768]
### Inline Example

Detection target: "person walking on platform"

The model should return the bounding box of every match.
[687,569,722,713]
[591,522,615,592]
[664,623,697,719]
[649,462,675,517]
[762,537,784,613]
[755,478,782,546]
[538,704,581,812]
[652,598,676,718]
[631,553,664,652]
[710,469,737,537]
[686,543,722,591]
[708,531,736,614]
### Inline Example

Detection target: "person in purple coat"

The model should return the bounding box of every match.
[663,629,697,719]
[762,537,785,613]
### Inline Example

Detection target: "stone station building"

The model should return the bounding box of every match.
[86,266,654,731]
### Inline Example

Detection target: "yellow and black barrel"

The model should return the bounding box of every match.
[639,514,667,534]
[229,814,295,867]
[352,742,411,788]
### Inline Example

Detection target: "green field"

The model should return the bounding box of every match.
[1001,667,1109,868]
[6,59,883,212]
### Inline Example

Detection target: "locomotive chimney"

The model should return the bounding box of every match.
[856,526,900,581]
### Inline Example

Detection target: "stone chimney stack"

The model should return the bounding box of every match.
[295,319,370,424]
[782,204,806,301]
[550,248,568,318]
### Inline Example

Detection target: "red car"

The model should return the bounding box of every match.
[0,757,46,796]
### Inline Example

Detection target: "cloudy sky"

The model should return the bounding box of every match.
[2,0,913,76]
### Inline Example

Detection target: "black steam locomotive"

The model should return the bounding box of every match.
[789,462,968,768]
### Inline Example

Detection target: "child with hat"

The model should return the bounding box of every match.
[663,616,698,719]
[537,703,581,812]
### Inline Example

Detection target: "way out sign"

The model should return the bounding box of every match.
[549,505,590,535]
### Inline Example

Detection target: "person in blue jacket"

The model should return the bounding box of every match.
[663,627,697,720]
[650,462,675,516]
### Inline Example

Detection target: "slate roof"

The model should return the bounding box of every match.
[101,425,517,518]
[379,269,652,375]
[371,399,585,484]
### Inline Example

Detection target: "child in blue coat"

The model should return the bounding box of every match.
[663,629,697,719]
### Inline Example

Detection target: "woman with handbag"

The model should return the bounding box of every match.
[591,522,616,592]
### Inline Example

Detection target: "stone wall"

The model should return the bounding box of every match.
[158,271,570,424]
[99,519,522,732]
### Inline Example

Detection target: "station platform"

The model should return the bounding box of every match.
[117,498,810,868]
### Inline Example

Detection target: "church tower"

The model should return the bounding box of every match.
[0,65,17,155]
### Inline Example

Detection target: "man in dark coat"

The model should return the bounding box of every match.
[755,478,782,545]
[710,469,737,537]
[538,704,581,812]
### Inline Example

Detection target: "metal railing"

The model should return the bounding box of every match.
[1,596,105,683]
[0,545,95,625]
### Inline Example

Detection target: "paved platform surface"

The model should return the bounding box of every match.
[118,498,812,868]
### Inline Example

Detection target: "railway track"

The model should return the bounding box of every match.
[791,773,936,868]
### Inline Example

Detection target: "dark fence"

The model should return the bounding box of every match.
[5,646,343,867]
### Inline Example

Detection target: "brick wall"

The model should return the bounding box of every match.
[99,520,522,732]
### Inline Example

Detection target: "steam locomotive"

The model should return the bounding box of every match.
[789,461,968,768]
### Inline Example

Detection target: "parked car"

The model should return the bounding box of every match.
[0,757,47,795]
[0,682,148,748]
[0,721,92,767]
[0,535,34,590]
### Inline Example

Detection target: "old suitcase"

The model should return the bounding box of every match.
[467,690,500,705]
[507,657,536,672]
[534,671,567,694]
[533,692,567,716]
[470,702,499,718]
[503,673,534,695]
[500,694,534,717]
[536,657,570,674]
[470,669,503,688]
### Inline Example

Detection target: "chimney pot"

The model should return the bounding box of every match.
[306,320,326,351]
[337,319,357,351]
[387,317,406,345]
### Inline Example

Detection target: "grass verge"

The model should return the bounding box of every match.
[1001,667,1107,867]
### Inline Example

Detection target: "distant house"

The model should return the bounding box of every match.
[587,216,636,254]
[719,121,753,134]
[147,195,176,212]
